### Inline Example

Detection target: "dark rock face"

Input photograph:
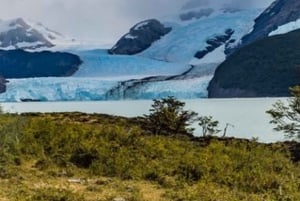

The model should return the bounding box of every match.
[109,19,172,55]
[232,0,300,53]
[195,29,234,59]
[208,82,258,98]
[180,8,214,21]
[0,18,54,50]
[208,29,300,98]
[0,76,7,93]
[0,49,82,78]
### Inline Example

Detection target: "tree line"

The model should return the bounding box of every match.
[142,85,300,141]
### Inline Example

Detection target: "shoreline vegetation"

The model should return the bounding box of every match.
[0,96,300,200]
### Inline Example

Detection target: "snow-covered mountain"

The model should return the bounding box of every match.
[2,0,300,101]
[139,10,259,63]
[0,6,263,101]
[104,0,300,100]
[109,19,172,55]
[0,18,75,50]
[99,6,262,100]
[232,0,300,53]
[208,28,300,98]
[208,0,300,98]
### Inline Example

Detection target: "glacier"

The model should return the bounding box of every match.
[72,49,189,78]
[106,76,213,100]
[0,76,211,102]
[140,9,262,63]
[0,77,118,102]
[0,9,264,102]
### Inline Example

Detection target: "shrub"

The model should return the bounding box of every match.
[142,96,198,136]
[198,116,221,137]
[267,86,300,140]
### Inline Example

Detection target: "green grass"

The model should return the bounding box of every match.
[0,112,299,200]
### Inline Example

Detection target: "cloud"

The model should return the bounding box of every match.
[0,0,184,44]
[182,0,273,9]
[227,0,273,8]
[0,0,274,45]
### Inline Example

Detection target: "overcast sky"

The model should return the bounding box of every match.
[0,0,274,46]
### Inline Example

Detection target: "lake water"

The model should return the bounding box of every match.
[1,98,288,143]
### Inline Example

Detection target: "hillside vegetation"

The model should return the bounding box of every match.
[0,111,299,201]
[208,29,300,98]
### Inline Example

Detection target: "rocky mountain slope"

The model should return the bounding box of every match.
[109,19,171,55]
[0,18,82,95]
[208,29,300,98]
[231,0,300,53]
[111,9,260,63]
[208,0,300,97]
[0,49,81,95]
[0,50,82,78]
[0,18,75,50]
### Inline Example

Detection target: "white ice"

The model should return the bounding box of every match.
[139,9,261,63]
[269,18,300,36]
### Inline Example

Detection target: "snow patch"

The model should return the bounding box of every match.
[133,21,150,30]
[124,34,138,39]
[1,45,16,50]
[26,19,76,46]
[15,41,44,48]
[269,18,300,36]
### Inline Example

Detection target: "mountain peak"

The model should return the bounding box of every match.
[239,0,300,48]
[0,17,75,50]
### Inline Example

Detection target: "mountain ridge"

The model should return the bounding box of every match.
[230,0,300,53]
[208,28,300,98]
[0,17,75,50]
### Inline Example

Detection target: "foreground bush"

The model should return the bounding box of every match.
[142,96,198,136]
[267,86,300,140]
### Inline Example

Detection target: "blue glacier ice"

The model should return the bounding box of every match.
[0,77,118,102]
[0,76,211,102]
[0,9,264,102]
[108,76,213,100]
[72,49,189,78]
